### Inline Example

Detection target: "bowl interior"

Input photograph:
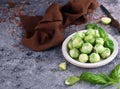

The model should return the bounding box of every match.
[62,30,118,68]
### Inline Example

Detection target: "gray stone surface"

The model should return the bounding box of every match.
[0,0,120,89]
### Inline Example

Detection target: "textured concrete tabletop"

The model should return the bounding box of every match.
[0,0,120,89]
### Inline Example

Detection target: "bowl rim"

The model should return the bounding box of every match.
[62,30,118,68]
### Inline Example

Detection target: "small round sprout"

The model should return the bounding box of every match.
[94,30,100,37]
[86,29,95,36]
[67,40,73,49]
[69,48,79,58]
[78,54,88,63]
[96,38,104,45]
[80,43,93,54]
[89,53,100,63]
[100,48,111,59]
[94,44,104,54]
[72,37,84,48]
[76,32,85,39]
[84,35,95,44]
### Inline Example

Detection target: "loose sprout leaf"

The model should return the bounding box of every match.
[65,76,80,86]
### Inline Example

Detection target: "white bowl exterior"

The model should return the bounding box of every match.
[62,30,118,68]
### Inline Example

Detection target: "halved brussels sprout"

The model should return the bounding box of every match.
[78,54,88,63]
[100,48,111,59]
[69,48,79,58]
[80,43,93,54]
[94,44,104,53]
[72,37,84,48]
[96,38,104,45]
[89,53,100,63]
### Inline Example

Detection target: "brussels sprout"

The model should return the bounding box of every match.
[76,32,85,39]
[101,17,111,25]
[89,53,100,63]
[72,37,84,48]
[67,40,73,49]
[96,38,104,45]
[80,43,93,54]
[94,30,100,37]
[84,35,95,44]
[78,54,88,63]
[86,29,96,36]
[94,44,104,53]
[100,48,111,59]
[69,48,79,58]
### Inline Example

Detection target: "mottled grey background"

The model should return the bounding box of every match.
[0,0,120,89]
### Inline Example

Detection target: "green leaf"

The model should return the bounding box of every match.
[86,23,98,29]
[110,63,120,82]
[65,76,80,86]
[80,72,108,85]
[98,27,108,40]
[104,38,114,52]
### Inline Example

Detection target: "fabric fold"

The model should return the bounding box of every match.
[20,0,99,51]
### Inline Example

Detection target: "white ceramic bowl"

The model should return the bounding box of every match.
[62,30,118,68]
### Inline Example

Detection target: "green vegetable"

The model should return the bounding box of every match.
[98,27,108,40]
[69,48,79,58]
[86,23,98,29]
[104,38,114,52]
[72,37,84,48]
[64,63,120,89]
[110,64,120,82]
[58,62,66,71]
[80,43,93,54]
[86,29,96,36]
[78,54,88,63]
[80,72,108,84]
[84,35,95,44]
[101,17,111,25]
[94,44,104,53]
[65,76,80,86]
[100,48,111,59]
[67,40,73,49]
[89,53,100,63]
[75,32,85,39]
[96,37,104,45]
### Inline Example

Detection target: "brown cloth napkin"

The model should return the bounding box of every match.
[20,0,98,51]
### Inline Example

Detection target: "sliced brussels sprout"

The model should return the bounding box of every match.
[94,44,104,54]
[96,38,104,45]
[84,35,95,45]
[100,48,111,59]
[89,53,100,63]
[101,17,111,25]
[69,48,79,58]
[72,37,84,48]
[80,43,93,54]
[78,54,88,63]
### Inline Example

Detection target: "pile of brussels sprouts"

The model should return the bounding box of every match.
[67,23,114,63]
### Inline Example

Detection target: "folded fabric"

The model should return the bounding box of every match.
[20,0,98,51]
